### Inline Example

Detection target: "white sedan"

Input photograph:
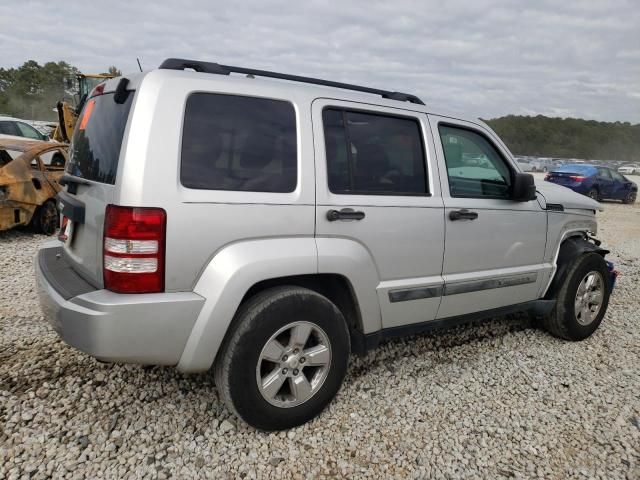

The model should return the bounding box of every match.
[618,164,640,175]
[0,116,61,166]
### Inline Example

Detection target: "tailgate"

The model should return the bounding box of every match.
[60,89,134,287]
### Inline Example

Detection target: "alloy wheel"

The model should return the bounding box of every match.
[574,271,604,326]
[256,321,332,408]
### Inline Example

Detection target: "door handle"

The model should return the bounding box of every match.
[326,208,366,222]
[449,209,478,221]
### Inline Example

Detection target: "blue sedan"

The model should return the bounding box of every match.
[545,165,637,204]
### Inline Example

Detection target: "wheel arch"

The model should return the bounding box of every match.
[241,273,364,353]
[176,237,376,373]
[543,235,609,300]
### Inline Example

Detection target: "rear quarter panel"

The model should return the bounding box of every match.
[116,71,317,292]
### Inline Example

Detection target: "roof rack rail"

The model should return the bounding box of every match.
[158,58,425,106]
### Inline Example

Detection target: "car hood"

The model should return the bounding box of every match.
[535,181,603,212]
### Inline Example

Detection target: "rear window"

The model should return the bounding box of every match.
[180,93,297,193]
[67,92,134,184]
[323,108,427,196]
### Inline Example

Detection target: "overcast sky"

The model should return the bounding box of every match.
[1,0,638,122]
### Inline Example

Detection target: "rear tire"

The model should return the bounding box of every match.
[214,286,350,431]
[587,188,599,201]
[542,253,610,341]
[32,200,58,235]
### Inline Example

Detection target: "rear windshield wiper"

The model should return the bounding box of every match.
[59,175,91,186]
[59,175,92,194]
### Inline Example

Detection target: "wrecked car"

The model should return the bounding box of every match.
[0,139,67,235]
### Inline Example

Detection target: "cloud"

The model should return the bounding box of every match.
[0,0,638,122]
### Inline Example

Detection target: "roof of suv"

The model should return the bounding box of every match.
[104,59,484,128]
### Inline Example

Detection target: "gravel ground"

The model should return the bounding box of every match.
[1,199,639,479]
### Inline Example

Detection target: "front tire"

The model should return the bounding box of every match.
[622,191,636,204]
[542,253,610,341]
[214,286,350,430]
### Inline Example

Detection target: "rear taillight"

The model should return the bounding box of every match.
[569,175,586,182]
[544,174,551,181]
[103,205,166,294]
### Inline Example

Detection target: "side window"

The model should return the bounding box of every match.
[611,170,626,182]
[0,121,20,136]
[597,168,611,179]
[439,125,512,198]
[181,93,297,193]
[323,108,427,195]
[16,122,43,140]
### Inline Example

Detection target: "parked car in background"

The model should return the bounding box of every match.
[515,157,533,172]
[530,158,553,172]
[618,164,640,175]
[0,115,51,142]
[545,165,637,203]
[0,138,67,234]
[0,116,62,165]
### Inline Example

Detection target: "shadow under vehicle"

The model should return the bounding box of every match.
[0,139,68,234]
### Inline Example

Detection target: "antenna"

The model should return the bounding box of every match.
[136,58,143,72]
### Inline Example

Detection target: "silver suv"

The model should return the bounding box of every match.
[36,59,617,430]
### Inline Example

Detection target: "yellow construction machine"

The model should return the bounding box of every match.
[52,73,115,143]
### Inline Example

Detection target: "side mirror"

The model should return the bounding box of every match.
[512,172,537,202]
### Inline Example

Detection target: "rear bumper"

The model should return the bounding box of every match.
[35,245,205,365]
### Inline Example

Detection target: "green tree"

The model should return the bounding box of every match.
[485,115,640,162]
[0,61,122,121]
[102,66,122,77]
[0,60,79,120]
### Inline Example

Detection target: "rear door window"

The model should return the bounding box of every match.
[323,108,427,195]
[0,121,20,136]
[181,93,297,193]
[66,93,134,184]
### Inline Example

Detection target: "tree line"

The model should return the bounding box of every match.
[485,115,640,162]
[0,61,120,121]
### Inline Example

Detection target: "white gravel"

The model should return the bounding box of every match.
[1,200,639,479]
